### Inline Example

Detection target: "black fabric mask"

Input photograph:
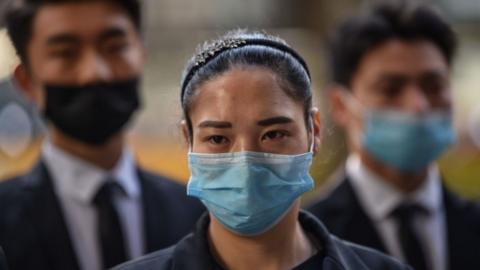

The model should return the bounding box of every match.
[44,78,141,145]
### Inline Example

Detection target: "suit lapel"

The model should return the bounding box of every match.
[443,187,480,270]
[330,179,388,253]
[342,178,386,252]
[341,179,480,269]
[23,162,80,270]
[138,170,168,253]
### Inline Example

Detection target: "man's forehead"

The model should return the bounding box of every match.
[365,66,449,83]
[354,41,448,81]
[365,40,447,67]
[31,1,135,41]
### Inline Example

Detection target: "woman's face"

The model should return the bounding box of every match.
[186,67,320,155]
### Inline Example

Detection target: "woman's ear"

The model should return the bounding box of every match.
[310,107,322,154]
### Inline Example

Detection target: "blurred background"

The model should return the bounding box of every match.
[0,0,479,202]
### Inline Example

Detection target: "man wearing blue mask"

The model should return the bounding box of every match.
[308,1,480,270]
[0,1,204,270]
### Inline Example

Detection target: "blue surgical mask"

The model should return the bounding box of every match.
[363,109,455,172]
[187,150,314,236]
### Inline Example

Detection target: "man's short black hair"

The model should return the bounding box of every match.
[329,0,457,87]
[5,0,141,64]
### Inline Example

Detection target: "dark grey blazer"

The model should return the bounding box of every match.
[308,177,480,270]
[113,211,412,270]
[0,161,205,270]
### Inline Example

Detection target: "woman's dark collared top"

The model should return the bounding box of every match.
[113,211,412,270]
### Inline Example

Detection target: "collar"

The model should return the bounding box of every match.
[168,210,400,270]
[42,140,140,204]
[346,154,443,222]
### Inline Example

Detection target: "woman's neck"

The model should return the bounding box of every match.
[208,202,314,270]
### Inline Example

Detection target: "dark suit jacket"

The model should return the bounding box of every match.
[307,177,480,270]
[113,211,412,270]
[0,161,205,270]
[0,246,8,270]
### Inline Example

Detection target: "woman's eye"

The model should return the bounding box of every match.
[208,135,228,145]
[263,131,288,141]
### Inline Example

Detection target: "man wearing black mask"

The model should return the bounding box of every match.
[0,1,204,270]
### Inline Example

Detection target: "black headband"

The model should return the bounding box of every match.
[180,38,312,103]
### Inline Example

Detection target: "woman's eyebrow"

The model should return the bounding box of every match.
[257,116,293,126]
[198,121,232,128]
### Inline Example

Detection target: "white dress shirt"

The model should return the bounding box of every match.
[346,154,447,270]
[42,141,145,270]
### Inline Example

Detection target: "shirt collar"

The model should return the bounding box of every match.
[346,154,442,221]
[42,140,140,204]
[169,211,402,270]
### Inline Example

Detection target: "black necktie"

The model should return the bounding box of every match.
[93,181,128,269]
[391,203,429,270]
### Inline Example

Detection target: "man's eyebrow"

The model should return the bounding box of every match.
[257,116,294,126]
[46,33,81,46]
[98,27,128,42]
[419,70,448,79]
[198,121,232,129]
[378,73,408,82]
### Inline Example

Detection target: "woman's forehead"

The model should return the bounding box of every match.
[189,68,304,122]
